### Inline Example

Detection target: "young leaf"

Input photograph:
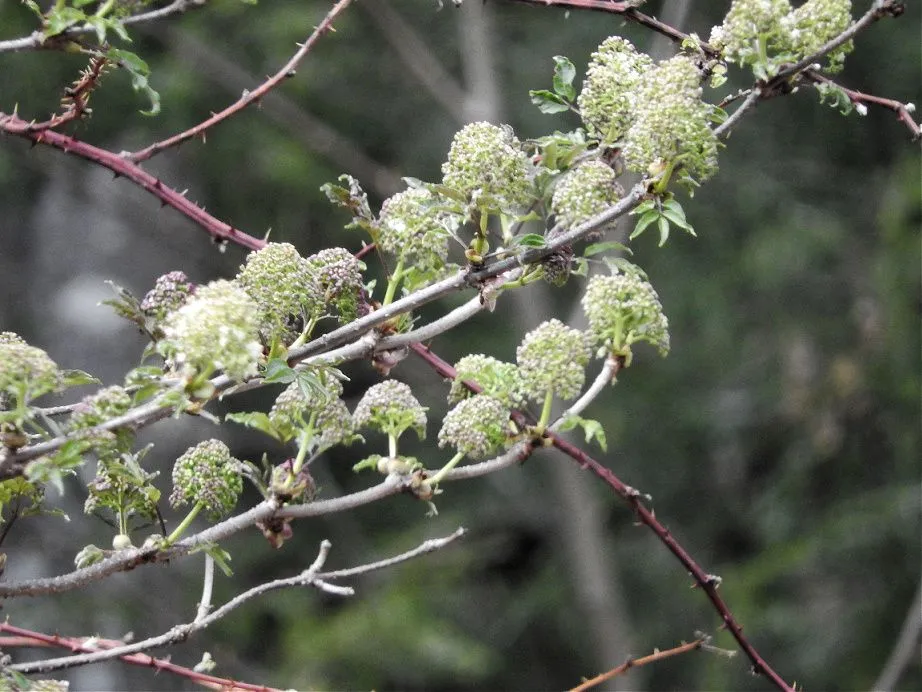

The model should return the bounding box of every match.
[552,56,576,101]
[584,241,630,258]
[529,90,571,115]
[107,48,160,116]
[263,358,296,384]
[559,414,607,452]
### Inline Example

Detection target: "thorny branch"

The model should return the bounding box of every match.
[0,623,278,692]
[570,635,709,692]
[408,344,795,691]
[127,0,354,163]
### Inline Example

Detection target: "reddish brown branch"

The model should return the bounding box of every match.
[408,342,794,692]
[15,54,111,133]
[0,112,265,251]
[127,0,354,163]
[500,0,918,140]
[805,69,920,141]
[570,636,707,692]
[0,623,278,692]
[496,0,719,57]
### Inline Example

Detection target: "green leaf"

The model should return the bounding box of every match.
[656,215,670,247]
[584,241,631,258]
[60,369,101,389]
[44,7,85,37]
[630,210,659,240]
[559,415,607,452]
[22,0,43,19]
[263,357,296,384]
[75,544,105,569]
[551,56,576,101]
[107,47,160,116]
[226,411,283,440]
[529,90,571,115]
[514,233,547,248]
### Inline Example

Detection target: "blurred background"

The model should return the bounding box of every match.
[0,0,919,689]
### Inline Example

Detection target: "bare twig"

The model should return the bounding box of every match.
[550,355,620,430]
[164,27,403,196]
[9,530,464,674]
[0,0,206,54]
[128,0,354,163]
[570,636,707,692]
[194,553,215,624]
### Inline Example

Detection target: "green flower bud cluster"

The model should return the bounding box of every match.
[0,336,61,406]
[516,319,590,402]
[237,242,321,344]
[353,380,427,440]
[170,439,243,520]
[581,265,670,358]
[551,159,623,230]
[577,36,653,143]
[783,0,853,72]
[438,394,509,459]
[69,385,134,459]
[710,0,853,73]
[306,247,365,323]
[441,122,532,213]
[140,271,194,323]
[708,0,792,66]
[160,279,263,382]
[449,354,523,408]
[622,55,719,184]
[378,188,455,273]
[269,378,355,450]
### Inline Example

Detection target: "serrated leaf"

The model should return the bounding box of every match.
[552,56,576,101]
[529,90,571,114]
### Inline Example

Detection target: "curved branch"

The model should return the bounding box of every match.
[127,0,354,163]
[0,115,266,251]
[0,622,278,691]
[497,0,718,57]
[0,0,206,54]
[408,343,795,692]
[8,528,465,674]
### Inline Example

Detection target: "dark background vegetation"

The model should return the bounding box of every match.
[0,1,919,689]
